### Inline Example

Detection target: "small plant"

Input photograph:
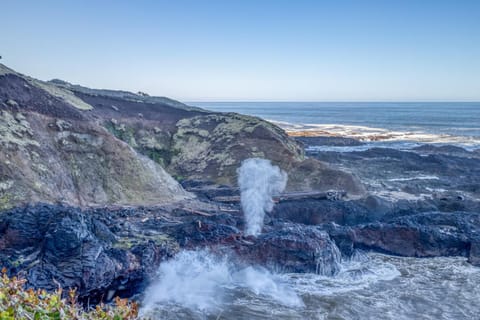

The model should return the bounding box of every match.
[0,268,138,319]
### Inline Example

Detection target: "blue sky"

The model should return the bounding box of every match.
[1,0,479,101]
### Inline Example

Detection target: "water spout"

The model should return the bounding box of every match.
[237,158,287,236]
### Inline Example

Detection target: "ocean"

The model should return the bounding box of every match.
[142,251,480,320]
[142,101,480,319]
[192,102,480,150]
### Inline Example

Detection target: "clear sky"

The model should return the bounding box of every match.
[1,0,479,101]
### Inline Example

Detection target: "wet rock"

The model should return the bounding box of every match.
[413,144,478,157]
[0,204,178,302]
[349,212,477,258]
[468,237,480,266]
[238,224,341,276]
[306,143,480,207]
[5,99,18,107]
[271,195,393,226]
[162,216,241,248]
[158,212,342,276]
[320,223,355,257]
[295,136,364,147]
[353,222,469,257]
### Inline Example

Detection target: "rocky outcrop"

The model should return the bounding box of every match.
[307,142,480,202]
[169,113,303,184]
[1,192,479,305]
[344,211,479,265]
[43,68,365,194]
[0,202,341,302]
[286,158,365,195]
[0,204,179,302]
[4,64,480,307]
[238,223,341,276]
[0,64,191,209]
[271,196,480,265]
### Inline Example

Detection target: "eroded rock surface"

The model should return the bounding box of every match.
[1,64,480,306]
[0,63,366,209]
[0,204,179,303]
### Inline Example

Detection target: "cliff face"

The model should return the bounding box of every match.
[65,82,364,195]
[0,65,190,209]
[56,81,306,185]
[0,63,365,210]
[169,113,304,184]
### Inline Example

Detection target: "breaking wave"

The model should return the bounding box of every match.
[140,249,303,317]
[272,121,480,151]
[139,250,408,319]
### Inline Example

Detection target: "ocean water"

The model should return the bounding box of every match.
[139,102,480,319]
[192,102,480,150]
[141,250,480,320]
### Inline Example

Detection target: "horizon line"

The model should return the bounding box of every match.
[186,100,480,103]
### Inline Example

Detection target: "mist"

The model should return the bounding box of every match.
[140,249,303,316]
[237,158,288,236]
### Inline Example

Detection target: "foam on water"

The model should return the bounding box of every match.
[272,121,480,151]
[194,101,480,147]
[285,251,401,297]
[305,141,424,153]
[140,249,303,317]
[387,175,439,182]
[140,250,406,319]
[140,250,480,319]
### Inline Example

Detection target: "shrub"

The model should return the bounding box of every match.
[0,268,138,319]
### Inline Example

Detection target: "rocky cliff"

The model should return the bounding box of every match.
[1,64,479,307]
[0,64,190,209]
[0,63,365,210]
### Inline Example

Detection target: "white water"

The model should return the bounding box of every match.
[237,158,287,236]
[140,249,303,317]
[193,101,480,151]
[140,250,480,319]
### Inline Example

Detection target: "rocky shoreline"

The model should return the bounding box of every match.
[1,63,479,308]
[2,159,479,305]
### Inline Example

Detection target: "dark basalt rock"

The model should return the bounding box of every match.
[2,199,480,306]
[305,141,480,206]
[237,223,341,276]
[0,201,348,303]
[352,221,470,257]
[0,204,178,303]
[270,195,393,226]
[468,237,480,266]
[295,136,364,147]
[154,209,341,275]
[319,211,479,262]
[161,217,241,248]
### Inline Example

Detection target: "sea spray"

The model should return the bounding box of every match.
[237,158,288,236]
[140,249,303,316]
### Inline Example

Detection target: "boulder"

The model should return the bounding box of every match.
[238,223,341,276]
[0,204,179,302]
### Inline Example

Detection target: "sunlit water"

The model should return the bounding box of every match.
[140,251,480,320]
[191,102,480,150]
[147,102,480,319]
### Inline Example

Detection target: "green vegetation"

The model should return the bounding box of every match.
[142,147,179,167]
[0,194,11,212]
[104,121,137,147]
[105,121,179,167]
[113,233,176,250]
[0,269,138,319]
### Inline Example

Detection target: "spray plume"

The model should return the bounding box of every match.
[237,158,287,236]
